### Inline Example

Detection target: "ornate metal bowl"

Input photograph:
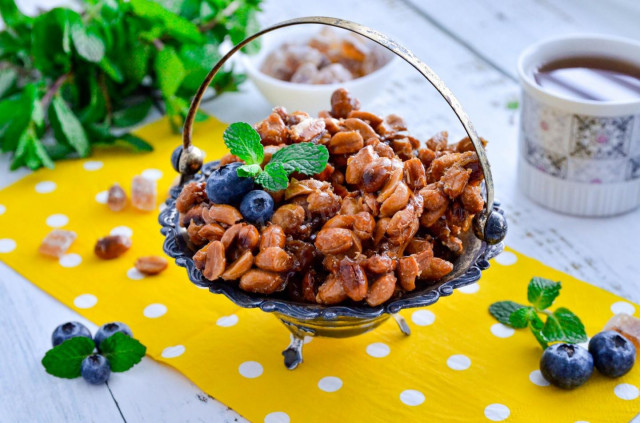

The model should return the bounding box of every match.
[160,17,508,369]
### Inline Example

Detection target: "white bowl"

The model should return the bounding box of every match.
[242,27,397,115]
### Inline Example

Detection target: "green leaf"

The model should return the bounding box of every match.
[2,84,38,153]
[508,306,537,329]
[488,301,526,326]
[99,332,146,372]
[528,277,561,310]
[542,307,588,344]
[99,56,124,83]
[112,99,153,128]
[270,143,329,175]
[222,122,263,165]
[529,322,549,349]
[49,95,90,157]
[41,337,95,379]
[237,163,262,178]
[255,162,288,191]
[70,20,106,63]
[0,68,17,98]
[78,75,107,124]
[0,0,31,27]
[130,0,203,43]
[121,41,151,86]
[31,9,73,76]
[116,133,153,152]
[155,47,186,99]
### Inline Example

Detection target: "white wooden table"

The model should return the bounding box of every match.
[2,0,640,421]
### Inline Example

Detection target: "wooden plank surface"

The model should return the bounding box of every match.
[1,0,639,422]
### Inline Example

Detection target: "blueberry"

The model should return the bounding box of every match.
[205,162,254,204]
[51,322,92,347]
[240,190,274,224]
[94,322,132,350]
[171,145,183,172]
[540,343,594,389]
[589,331,636,378]
[81,354,111,384]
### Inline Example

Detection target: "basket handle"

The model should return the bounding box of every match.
[180,16,506,245]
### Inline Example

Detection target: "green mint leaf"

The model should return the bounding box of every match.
[0,0,31,27]
[508,306,537,329]
[99,332,146,372]
[116,133,154,152]
[223,122,263,166]
[0,68,17,98]
[489,301,525,326]
[49,95,90,157]
[270,143,329,176]
[155,47,186,99]
[41,336,95,379]
[542,307,588,344]
[129,0,203,44]
[527,277,561,310]
[70,19,105,63]
[255,162,288,191]
[237,164,262,178]
[112,99,153,128]
[98,56,124,83]
[529,322,549,349]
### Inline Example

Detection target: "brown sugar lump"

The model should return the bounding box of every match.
[107,183,127,212]
[39,229,77,258]
[131,176,156,212]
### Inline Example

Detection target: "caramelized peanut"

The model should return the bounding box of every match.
[348,110,383,127]
[316,274,348,305]
[193,243,209,270]
[272,204,305,234]
[365,254,396,274]
[441,163,470,199]
[353,211,375,239]
[221,250,253,280]
[420,257,454,280]
[255,112,288,145]
[239,269,283,294]
[380,182,410,217]
[329,131,364,155]
[345,145,377,185]
[330,88,360,119]
[135,256,168,275]
[198,223,225,242]
[314,228,353,255]
[366,273,397,306]
[362,158,392,193]
[404,158,427,190]
[344,118,378,141]
[461,184,484,214]
[221,223,244,250]
[397,255,419,291]
[255,247,293,272]
[208,204,243,226]
[238,224,260,251]
[260,225,286,250]
[203,241,226,281]
[339,258,368,301]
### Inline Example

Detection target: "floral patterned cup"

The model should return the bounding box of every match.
[517,35,640,216]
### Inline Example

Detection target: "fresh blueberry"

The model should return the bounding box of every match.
[51,322,92,347]
[540,343,594,389]
[240,190,275,224]
[171,145,183,172]
[94,322,133,350]
[81,354,111,384]
[589,330,636,378]
[205,162,254,204]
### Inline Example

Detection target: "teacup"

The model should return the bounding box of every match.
[517,35,640,216]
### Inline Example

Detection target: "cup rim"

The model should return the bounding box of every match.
[517,33,640,113]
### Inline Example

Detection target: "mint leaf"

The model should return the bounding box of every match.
[99,332,146,372]
[529,322,549,349]
[70,19,105,63]
[255,162,288,191]
[270,143,329,175]
[155,47,186,99]
[528,277,561,310]
[112,100,153,128]
[542,307,588,344]
[509,306,536,329]
[116,133,154,152]
[237,163,262,178]
[489,301,525,326]
[42,336,95,379]
[49,95,90,157]
[223,122,263,166]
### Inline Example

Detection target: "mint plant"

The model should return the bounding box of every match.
[489,277,588,349]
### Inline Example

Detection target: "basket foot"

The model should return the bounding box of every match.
[282,334,304,370]
[392,313,411,336]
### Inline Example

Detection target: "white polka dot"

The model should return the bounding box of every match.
[318,376,342,392]
[143,303,167,318]
[614,383,639,400]
[110,226,133,238]
[400,389,425,406]
[458,283,479,294]
[264,412,290,423]
[366,342,390,358]
[411,309,435,326]
[447,354,471,370]
[83,160,103,171]
[95,191,108,204]
[35,181,56,193]
[0,204,5,215]
[484,403,510,421]
[0,239,16,253]
[529,370,550,387]
[611,301,635,316]
[161,345,185,358]
[59,254,82,268]
[495,251,517,266]
[142,168,163,181]
[74,294,97,309]
[574,421,589,423]
[217,314,239,327]
[239,361,263,378]
[127,267,145,280]
[46,214,69,228]
[491,323,515,338]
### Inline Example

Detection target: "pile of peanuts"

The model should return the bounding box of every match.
[176,89,485,306]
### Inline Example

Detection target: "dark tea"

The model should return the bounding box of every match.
[533,56,640,102]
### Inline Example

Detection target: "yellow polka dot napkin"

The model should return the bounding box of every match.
[1,116,639,423]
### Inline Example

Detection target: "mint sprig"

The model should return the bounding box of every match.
[489,277,587,349]
[222,122,329,191]
[41,332,146,379]
[99,332,146,372]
